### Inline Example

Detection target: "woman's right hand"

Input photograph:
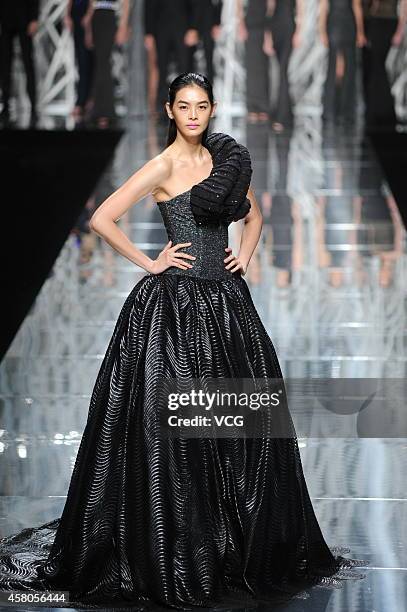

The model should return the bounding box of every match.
[320,31,329,47]
[238,20,248,43]
[356,31,367,47]
[84,27,93,49]
[64,14,73,31]
[148,241,196,274]
[263,30,274,56]
[116,23,131,46]
[144,34,156,51]
[81,13,92,28]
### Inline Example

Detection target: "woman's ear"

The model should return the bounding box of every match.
[165,102,174,120]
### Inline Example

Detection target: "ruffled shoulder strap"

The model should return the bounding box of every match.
[190,132,252,226]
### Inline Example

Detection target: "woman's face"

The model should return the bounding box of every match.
[166,85,216,137]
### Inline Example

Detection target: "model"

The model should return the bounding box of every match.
[0,0,39,128]
[81,0,131,128]
[362,0,407,127]
[319,0,366,125]
[0,72,368,609]
[64,0,94,124]
[266,0,304,132]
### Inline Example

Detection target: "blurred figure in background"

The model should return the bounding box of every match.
[318,134,359,287]
[143,1,159,115]
[187,0,223,83]
[64,0,94,125]
[0,0,39,128]
[82,0,131,128]
[356,147,403,287]
[362,0,407,127]
[264,0,304,132]
[319,0,366,126]
[238,0,270,123]
[144,0,199,120]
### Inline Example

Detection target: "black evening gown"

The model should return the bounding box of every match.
[0,188,368,609]
[268,0,296,127]
[323,0,357,122]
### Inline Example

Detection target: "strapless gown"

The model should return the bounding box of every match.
[0,189,368,609]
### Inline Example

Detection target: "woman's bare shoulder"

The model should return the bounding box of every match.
[142,150,175,198]
[142,151,172,177]
[133,153,172,200]
[142,151,173,188]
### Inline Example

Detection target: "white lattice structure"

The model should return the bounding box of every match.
[35,0,75,116]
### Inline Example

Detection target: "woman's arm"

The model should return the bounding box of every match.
[82,1,94,27]
[236,0,244,22]
[352,0,367,46]
[225,187,263,275]
[89,157,173,273]
[119,0,131,28]
[65,0,73,18]
[293,0,305,47]
[116,0,131,45]
[392,0,407,45]
[319,0,329,46]
[400,0,407,28]
[236,0,248,42]
[64,0,73,30]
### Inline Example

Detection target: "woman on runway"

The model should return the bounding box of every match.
[362,0,407,127]
[265,0,304,133]
[319,0,366,125]
[64,0,94,124]
[0,72,368,609]
[81,0,131,128]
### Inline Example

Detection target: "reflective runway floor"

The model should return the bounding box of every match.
[0,116,406,611]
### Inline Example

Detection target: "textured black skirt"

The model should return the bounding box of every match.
[0,273,368,609]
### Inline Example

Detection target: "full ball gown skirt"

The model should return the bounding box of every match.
[0,190,368,609]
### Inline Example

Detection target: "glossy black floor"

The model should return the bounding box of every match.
[0,114,406,611]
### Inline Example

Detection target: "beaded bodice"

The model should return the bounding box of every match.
[156,190,240,281]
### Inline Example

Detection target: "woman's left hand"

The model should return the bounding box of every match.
[356,32,367,47]
[27,20,39,37]
[263,30,274,56]
[115,23,131,46]
[292,28,302,48]
[184,28,199,46]
[224,247,247,275]
[392,29,404,47]
[84,26,93,49]
[211,25,222,40]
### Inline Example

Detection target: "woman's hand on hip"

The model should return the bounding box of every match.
[224,247,248,275]
[148,240,196,274]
